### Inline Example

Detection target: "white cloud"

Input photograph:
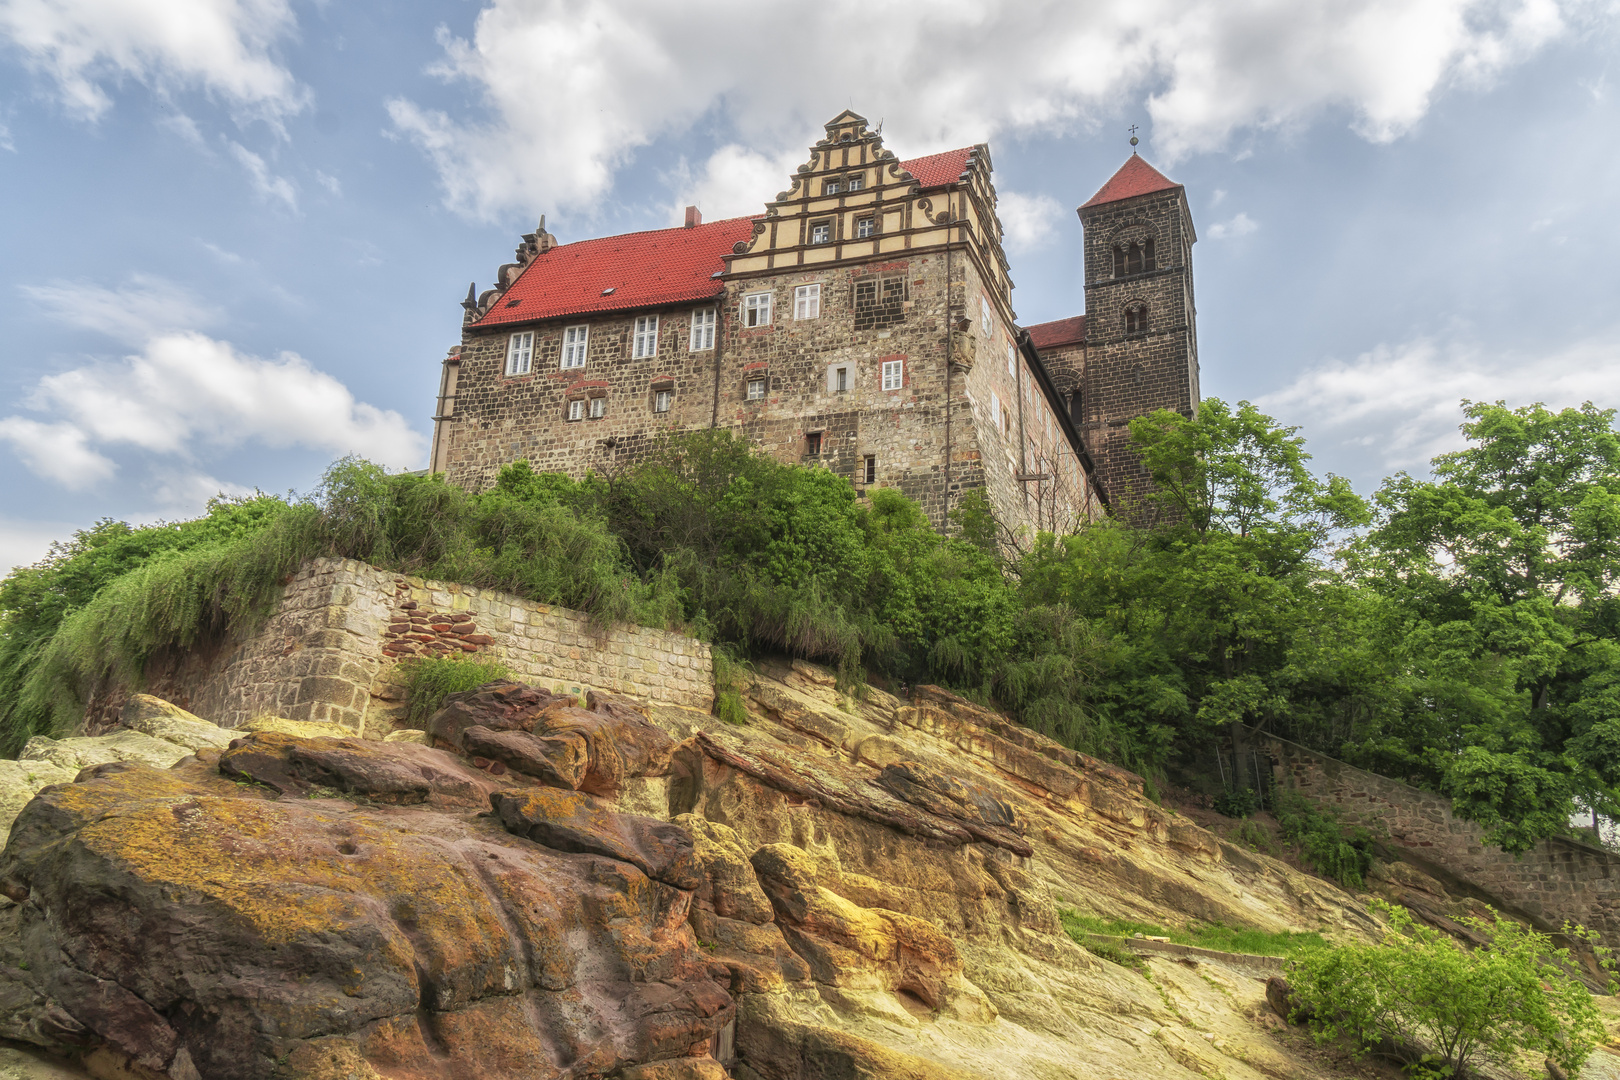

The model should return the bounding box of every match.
[314,170,341,196]
[228,140,296,209]
[19,274,221,344]
[1206,212,1259,240]
[0,517,83,573]
[0,331,427,490]
[0,119,13,152]
[0,417,118,490]
[997,191,1067,253]
[658,143,805,223]
[0,0,307,123]
[390,0,1577,221]
[150,469,253,509]
[1257,332,1620,473]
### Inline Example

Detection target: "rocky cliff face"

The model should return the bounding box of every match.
[3,669,1611,1079]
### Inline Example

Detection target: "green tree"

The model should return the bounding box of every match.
[1348,400,1620,851]
[1290,901,1612,1078]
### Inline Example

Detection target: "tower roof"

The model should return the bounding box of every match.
[1080,154,1182,210]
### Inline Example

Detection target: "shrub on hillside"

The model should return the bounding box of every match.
[398,655,512,729]
[1288,901,1613,1079]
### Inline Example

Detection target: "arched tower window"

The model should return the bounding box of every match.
[1125,303,1148,334]
[1111,237,1157,277]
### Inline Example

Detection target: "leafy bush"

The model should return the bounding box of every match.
[1274,790,1375,889]
[1214,786,1260,818]
[1289,901,1613,1079]
[398,654,512,729]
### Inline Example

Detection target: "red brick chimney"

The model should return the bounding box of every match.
[684,205,702,228]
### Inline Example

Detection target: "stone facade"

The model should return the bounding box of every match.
[1076,178,1200,513]
[432,112,1163,540]
[89,558,713,736]
[1263,731,1620,946]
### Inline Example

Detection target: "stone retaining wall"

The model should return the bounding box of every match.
[1261,731,1619,945]
[122,558,713,736]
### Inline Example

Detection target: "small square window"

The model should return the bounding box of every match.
[863,455,876,484]
[506,331,534,376]
[810,221,831,244]
[805,432,822,456]
[632,314,659,359]
[846,175,864,192]
[689,308,715,351]
[855,216,875,238]
[881,359,903,391]
[567,399,584,421]
[560,325,588,369]
[823,180,841,195]
[588,397,605,419]
[746,377,766,400]
[794,283,820,320]
[743,292,772,327]
[654,390,672,413]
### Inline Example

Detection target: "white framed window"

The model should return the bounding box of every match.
[847,174,865,191]
[990,392,1002,433]
[863,455,876,484]
[1007,343,1016,376]
[980,297,992,336]
[834,366,849,392]
[506,332,534,375]
[746,377,766,400]
[881,359,903,391]
[689,308,715,351]
[855,216,875,238]
[632,315,659,359]
[743,292,772,327]
[567,399,584,421]
[810,221,831,244]
[794,284,820,320]
[588,397,605,419]
[560,325,588,369]
[654,390,672,413]
[823,179,842,195]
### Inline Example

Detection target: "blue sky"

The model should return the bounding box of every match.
[1,0,1617,571]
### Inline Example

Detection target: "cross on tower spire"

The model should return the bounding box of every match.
[1128,124,1140,150]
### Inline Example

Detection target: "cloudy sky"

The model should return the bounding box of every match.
[1,0,1617,570]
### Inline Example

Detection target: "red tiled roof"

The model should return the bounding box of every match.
[1080,155,1181,209]
[897,148,973,188]
[1026,315,1086,349]
[472,216,757,328]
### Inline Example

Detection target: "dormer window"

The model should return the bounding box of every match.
[1125,303,1148,334]
[846,174,864,191]
[824,180,842,195]
[810,221,832,244]
[1112,238,1156,277]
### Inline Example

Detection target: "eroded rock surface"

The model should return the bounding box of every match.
[8,663,1611,1080]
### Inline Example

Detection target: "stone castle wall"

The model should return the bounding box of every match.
[103,558,713,736]
[1262,731,1620,945]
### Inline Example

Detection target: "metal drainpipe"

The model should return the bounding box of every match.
[942,200,953,532]
[710,297,724,428]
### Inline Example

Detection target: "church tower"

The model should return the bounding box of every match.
[1076,155,1200,512]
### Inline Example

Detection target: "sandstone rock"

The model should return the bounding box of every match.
[491,787,701,889]
[238,716,353,740]
[463,699,677,798]
[425,679,570,748]
[0,759,77,839]
[0,757,732,1079]
[750,842,995,1022]
[676,814,774,924]
[616,1058,731,1080]
[19,730,191,772]
[381,728,432,745]
[1265,975,1309,1023]
[118,695,234,753]
[219,731,507,810]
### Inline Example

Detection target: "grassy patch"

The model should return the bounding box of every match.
[1060,909,1327,958]
[398,654,512,729]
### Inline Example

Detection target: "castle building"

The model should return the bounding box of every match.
[429,111,1199,534]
